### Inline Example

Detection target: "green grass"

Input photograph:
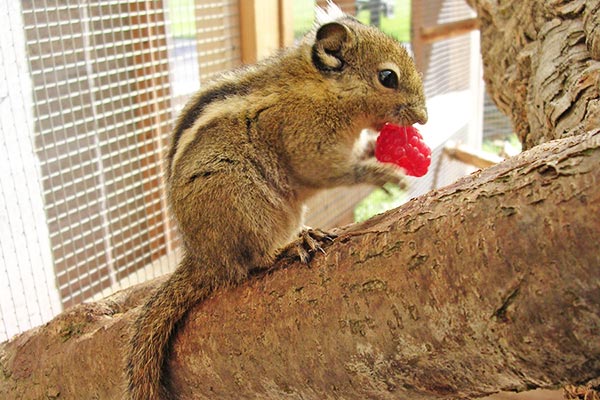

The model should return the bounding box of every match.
[168,1,412,42]
[168,0,196,38]
[354,184,407,223]
[357,0,411,42]
[294,0,411,42]
[482,133,522,156]
[293,1,318,39]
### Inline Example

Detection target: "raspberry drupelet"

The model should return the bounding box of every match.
[375,124,431,177]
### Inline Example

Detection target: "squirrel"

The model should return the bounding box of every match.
[125,3,427,399]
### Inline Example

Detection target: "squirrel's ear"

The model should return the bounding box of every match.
[312,22,351,72]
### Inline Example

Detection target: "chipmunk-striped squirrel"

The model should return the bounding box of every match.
[126,3,427,399]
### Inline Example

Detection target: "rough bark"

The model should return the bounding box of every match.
[465,0,600,149]
[2,1,600,399]
[1,129,599,399]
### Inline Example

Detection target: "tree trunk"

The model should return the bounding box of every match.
[465,0,600,150]
[2,1,600,399]
[1,129,599,399]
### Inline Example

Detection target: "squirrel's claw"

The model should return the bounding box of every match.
[278,228,337,264]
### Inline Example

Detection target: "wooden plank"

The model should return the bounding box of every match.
[239,0,257,63]
[239,0,280,63]
[443,141,503,169]
[420,17,479,43]
[279,0,294,47]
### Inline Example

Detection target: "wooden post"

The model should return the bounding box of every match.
[279,0,294,47]
[239,0,282,63]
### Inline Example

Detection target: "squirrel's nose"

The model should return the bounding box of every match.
[413,106,428,125]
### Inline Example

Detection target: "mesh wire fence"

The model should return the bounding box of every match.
[0,0,240,341]
[0,0,512,342]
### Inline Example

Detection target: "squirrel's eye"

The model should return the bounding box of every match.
[378,69,398,89]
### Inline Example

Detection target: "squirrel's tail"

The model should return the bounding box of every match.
[125,253,221,400]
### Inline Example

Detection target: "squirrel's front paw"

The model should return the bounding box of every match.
[354,159,408,189]
[278,228,336,264]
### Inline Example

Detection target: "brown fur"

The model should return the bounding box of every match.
[126,13,426,400]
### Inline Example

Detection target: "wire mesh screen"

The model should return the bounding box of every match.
[0,0,240,341]
[483,91,518,157]
[1,0,509,342]
[21,0,174,307]
[405,0,487,204]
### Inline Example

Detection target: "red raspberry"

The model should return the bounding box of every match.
[374,124,431,177]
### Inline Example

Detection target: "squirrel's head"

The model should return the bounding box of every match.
[308,9,427,130]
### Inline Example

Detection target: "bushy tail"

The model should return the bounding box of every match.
[125,254,216,400]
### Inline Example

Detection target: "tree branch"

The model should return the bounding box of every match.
[2,2,600,399]
[2,130,599,399]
